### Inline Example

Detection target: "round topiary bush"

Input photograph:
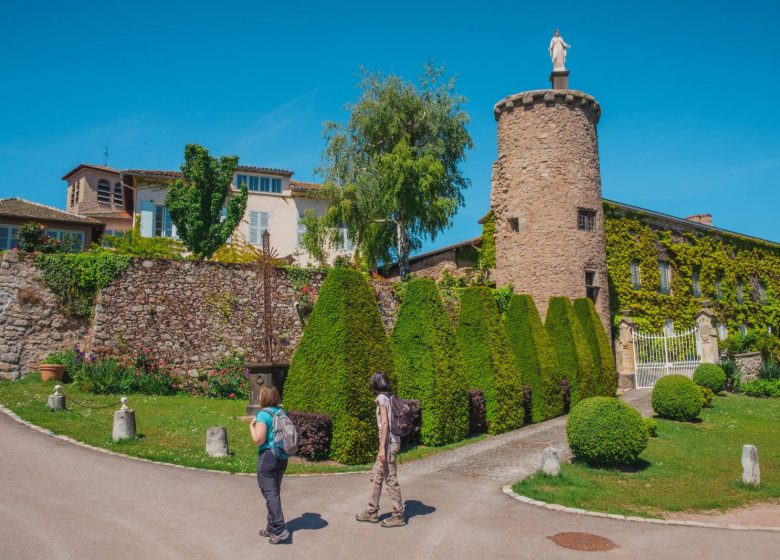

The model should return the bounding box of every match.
[693,363,726,394]
[566,397,648,466]
[652,375,702,421]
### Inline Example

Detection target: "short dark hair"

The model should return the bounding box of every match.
[370,371,391,394]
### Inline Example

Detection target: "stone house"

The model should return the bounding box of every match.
[62,164,133,235]
[0,198,104,250]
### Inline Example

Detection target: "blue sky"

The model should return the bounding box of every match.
[1,0,778,250]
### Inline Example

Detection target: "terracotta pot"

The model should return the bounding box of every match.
[40,364,65,381]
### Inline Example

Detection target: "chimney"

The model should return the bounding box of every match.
[685,213,713,226]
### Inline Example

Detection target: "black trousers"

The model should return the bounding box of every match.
[257,449,288,535]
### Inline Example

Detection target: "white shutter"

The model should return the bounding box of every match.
[140,200,154,237]
[249,211,259,245]
[260,212,269,234]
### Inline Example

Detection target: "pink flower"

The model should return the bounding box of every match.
[228,393,236,399]
[302,285,310,294]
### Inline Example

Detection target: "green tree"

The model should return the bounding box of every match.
[573,298,617,397]
[504,294,563,422]
[283,268,394,464]
[391,278,469,445]
[165,144,248,259]
[456,286,523,434]
[302,65,472,277]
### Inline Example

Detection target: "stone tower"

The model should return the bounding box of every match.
[490,84,610,331]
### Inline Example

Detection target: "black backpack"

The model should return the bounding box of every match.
[388,395,414,437]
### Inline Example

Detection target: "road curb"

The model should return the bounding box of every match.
[0,403,368,478]
[501,484,780,532]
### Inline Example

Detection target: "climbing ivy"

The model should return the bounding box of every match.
[605,203,780,334]
[36,252,131,318]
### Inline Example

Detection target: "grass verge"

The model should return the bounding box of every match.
[0,376,485,475]
[513,393,780,518]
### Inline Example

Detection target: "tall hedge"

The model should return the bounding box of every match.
[545,297,599,407]
[504,294,563,422]
[573,298,617,397]
[283,268,394,464]
[391,279,469,446]
[456,286,523,434]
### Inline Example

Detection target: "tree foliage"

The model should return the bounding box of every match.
[456,286,523,434]
[573,297,617,397]
[282,268,394,464]
[103,215,184,259]
[391,278,469,445]
[302,65,473,277]
[165,144,248,259]
[504,294,563,422]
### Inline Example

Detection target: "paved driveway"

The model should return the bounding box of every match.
[0,392,776,560]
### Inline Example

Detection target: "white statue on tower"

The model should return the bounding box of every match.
[549,29,571,70]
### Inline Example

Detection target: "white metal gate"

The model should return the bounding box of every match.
[633,326,702,389]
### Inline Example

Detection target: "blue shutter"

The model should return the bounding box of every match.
[260,212,269,234]
[140,200,155,237]
[249,211,259,245]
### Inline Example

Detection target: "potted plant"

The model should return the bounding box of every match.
[39,354,66,381]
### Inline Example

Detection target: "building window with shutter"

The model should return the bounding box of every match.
[717,323,728,341]
[113,182,123,205]
[630,260,641,290]
[249,211,269,245]
[740,323,748,335]
[737,278,744,304]
[297,214,306,247]
[338,226,354,252]
[692,267,701,297]
[577,209,596,232]
[154,205,174,238]
[758,281,767,304]
[508,217,519,232]
[658,261,671,295]
[715,274,723,299]
[663,319,675,337]
[585,270,599,303]
[0,225,20,250]
[97,180,111,203]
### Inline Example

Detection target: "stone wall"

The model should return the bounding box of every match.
[0,252,88,379]
[735,352,764,383]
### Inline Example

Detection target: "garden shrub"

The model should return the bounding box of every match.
[651,375,702,421]
[758,361,780,381]
[198,353,248,399]
[42,348,86,382]
[573,298,617,397]
[504,294,563,422]
[566,397,648,466]
[697,385,715,408]
[643,417,658,438]
[545,297,599,407]
[693,363,726,393]
[70,351,179,396]
[391,278,469,446]
[286,410,332,460]
[456,286,523,434]
[739,378,780,398]
[467,388,487,434]
[283,267,394,464]
[719,359,741,392]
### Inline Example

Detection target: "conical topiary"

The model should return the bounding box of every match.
[545,297,599,407]
[573,297,617,397]
[283,268,394,464]
[391,278,469,446]
[456,286,523,434]
[504,294,564,422]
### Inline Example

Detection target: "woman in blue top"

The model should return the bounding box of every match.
[249,386,289,544]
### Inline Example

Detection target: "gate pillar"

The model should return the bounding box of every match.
[615,317,637,389]
[695,308,719,364]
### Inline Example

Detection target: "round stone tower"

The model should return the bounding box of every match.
[490,88,610,331]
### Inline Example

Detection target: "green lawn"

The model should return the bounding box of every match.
[514,394,780,518]
[0,376,484,475]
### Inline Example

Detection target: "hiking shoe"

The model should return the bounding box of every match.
[258,529,272,538]
[268,529,290,544]
[380,516,406,528]
[355,511,380,523]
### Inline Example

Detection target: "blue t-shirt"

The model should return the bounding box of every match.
[256,407,281,454]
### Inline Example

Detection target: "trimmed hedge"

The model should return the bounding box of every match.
[545,297,599,407]
[456,286,523,434]
[504,294,563,422]
[391,279,469,446]
[287,411,332,460]
[693,364,726,394]
[697,385,715,408]
[651,375,702,421]
[573,298,617,397]
[468,389,488,434]
[283,268,394,464]
[567,397,648,466]
[643,417,658,438]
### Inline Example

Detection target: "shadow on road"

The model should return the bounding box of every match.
[403,499,436,520]
[287,512,328,533]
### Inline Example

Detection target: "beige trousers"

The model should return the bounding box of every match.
[367,441,403,517]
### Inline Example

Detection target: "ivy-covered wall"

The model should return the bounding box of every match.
[605,203,780,333]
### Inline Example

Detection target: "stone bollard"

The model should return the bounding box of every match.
[206,427,229,458]
[541,447,561,477]
[741,445,760,486]
[112,397,136,441]
[47,384,66,411]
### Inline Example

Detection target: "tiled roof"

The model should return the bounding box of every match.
[81,210,133,219]
[61,164,120,180]
[0,198,103,226]
[123,165,294,180]
[289,180,323,191]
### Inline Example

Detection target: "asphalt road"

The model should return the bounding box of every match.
[1,405,778,559]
